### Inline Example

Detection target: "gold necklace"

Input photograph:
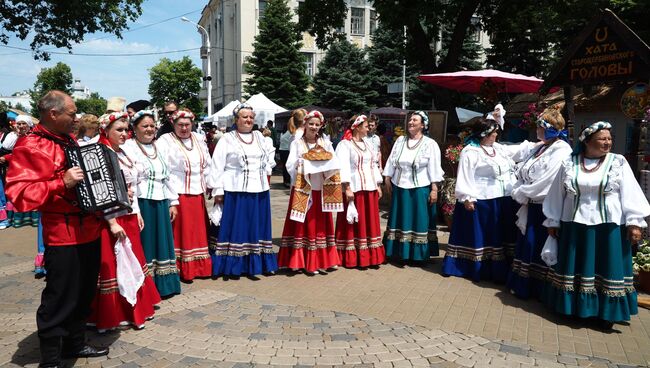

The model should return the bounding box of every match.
[116,150,134,168]
[136,140,158,159]
[406,136,423,149]
[352,137,367,151]
[235,131,254,145]
[174,133,194,151]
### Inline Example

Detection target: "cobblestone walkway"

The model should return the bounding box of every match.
[0,255,644,368]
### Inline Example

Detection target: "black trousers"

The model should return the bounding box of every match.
[37,238,101,360]
[279,150,290,185]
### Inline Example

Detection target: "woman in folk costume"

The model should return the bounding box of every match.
[279,110,343,275]
[122,110,181,297]
[507,109,572,299]
[208,103,277,278]
[88,112,161,331]
[542,122,649,329]
[157,109,212,281]
[383,111,444,264]
[336,115,385,268]
[441,117,518,282]
[1,115,41,228]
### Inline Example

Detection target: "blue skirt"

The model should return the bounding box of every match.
[209,191,277,276]
[442,197,512,282]
[507,203,549,299]
[541,221,637,322]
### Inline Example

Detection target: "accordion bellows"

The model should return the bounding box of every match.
[65,143,131,215]
[302,145,333,161]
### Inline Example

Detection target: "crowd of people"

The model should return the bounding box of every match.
[1,90,649,367]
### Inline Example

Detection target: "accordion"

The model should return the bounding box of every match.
[65,143,131,215]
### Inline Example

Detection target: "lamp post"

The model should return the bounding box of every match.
[181,16,212,118]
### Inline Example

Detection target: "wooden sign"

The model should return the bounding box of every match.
[543,9,650,89]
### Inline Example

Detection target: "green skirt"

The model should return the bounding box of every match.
[139,198,181,297]
[383,185,438,261]
[542,221,637,322]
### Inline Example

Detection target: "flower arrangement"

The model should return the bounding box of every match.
[633,240,650,274]
[644,106,650,123]
[519,103,544,130]
[444,144,463,164]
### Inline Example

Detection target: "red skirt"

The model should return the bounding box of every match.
[89,214,161,331]
[279,189,340,272]
[336,190,385,267]
[173,194,212,281]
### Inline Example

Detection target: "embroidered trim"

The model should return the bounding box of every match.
[384,229,437,244]
[444,243,507,262]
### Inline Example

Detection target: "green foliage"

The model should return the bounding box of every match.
[148,56,203,115]
[244,0,311,109]
[75,92,107,116]
[296,0,347,49]
[29,62,73,115]
[0,101,10,113]
[312,39,378,113]
[1,0,144,60]
[14,103,26,112]
[366,25,414,108]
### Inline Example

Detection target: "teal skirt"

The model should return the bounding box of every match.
[383,185,438,261]
[139,198,181,297]
[542,221,637,322]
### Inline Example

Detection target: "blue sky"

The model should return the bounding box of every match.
[0,0,207,103]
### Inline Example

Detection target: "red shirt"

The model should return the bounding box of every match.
[5,125,103,245]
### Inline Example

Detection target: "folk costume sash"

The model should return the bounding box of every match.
[290,139,344,223]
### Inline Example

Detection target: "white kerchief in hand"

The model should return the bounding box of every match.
[208,203,223,226]
[346,202,359,224]
[115,237,145,306]
[541,236,558,266]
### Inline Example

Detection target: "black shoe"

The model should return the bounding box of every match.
[62,345,109,358]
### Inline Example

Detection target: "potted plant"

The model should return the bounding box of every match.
[633,239,650,294]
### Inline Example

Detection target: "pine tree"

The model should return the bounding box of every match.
[366,26,409,108]
[312,39,378,114]
[243,0,310,109]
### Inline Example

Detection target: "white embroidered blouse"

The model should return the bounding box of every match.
[286,138,337,190]
[543,153,650,227]
[383,136,444,189]
[208,130,276,195]
[335,138,382,192]
[122,139,179,205]
[455,142,517,202]
[511,140,573,204]
[157,132,211,195]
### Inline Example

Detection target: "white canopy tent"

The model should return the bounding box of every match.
[246,93,287,127]
[208,100,241,128]
[455,107,483,123]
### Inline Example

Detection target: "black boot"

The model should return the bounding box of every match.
[38,336,62,368]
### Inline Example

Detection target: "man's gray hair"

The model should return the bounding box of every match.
[37,90,68,116]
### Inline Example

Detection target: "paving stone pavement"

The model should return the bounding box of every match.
[1,176,649,367]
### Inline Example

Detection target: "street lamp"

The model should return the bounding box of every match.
[181,16,212,118]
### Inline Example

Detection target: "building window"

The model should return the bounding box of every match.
[259,0,267,20]
[302,52,314,76]
[351,8,365,35]
[369,10,377,35]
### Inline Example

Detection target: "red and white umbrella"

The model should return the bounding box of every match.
[418,69,543,94]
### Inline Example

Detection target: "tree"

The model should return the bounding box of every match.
[312,39,378,113]
[75,92,107,116]
[481,0,650,77]
[148,56,203,115]
[14,102,26,112]
[29,62,73,115]
[244,0,311,109]
[366,26,413,108]
[0,101,10,113]
[1,0,144,60]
